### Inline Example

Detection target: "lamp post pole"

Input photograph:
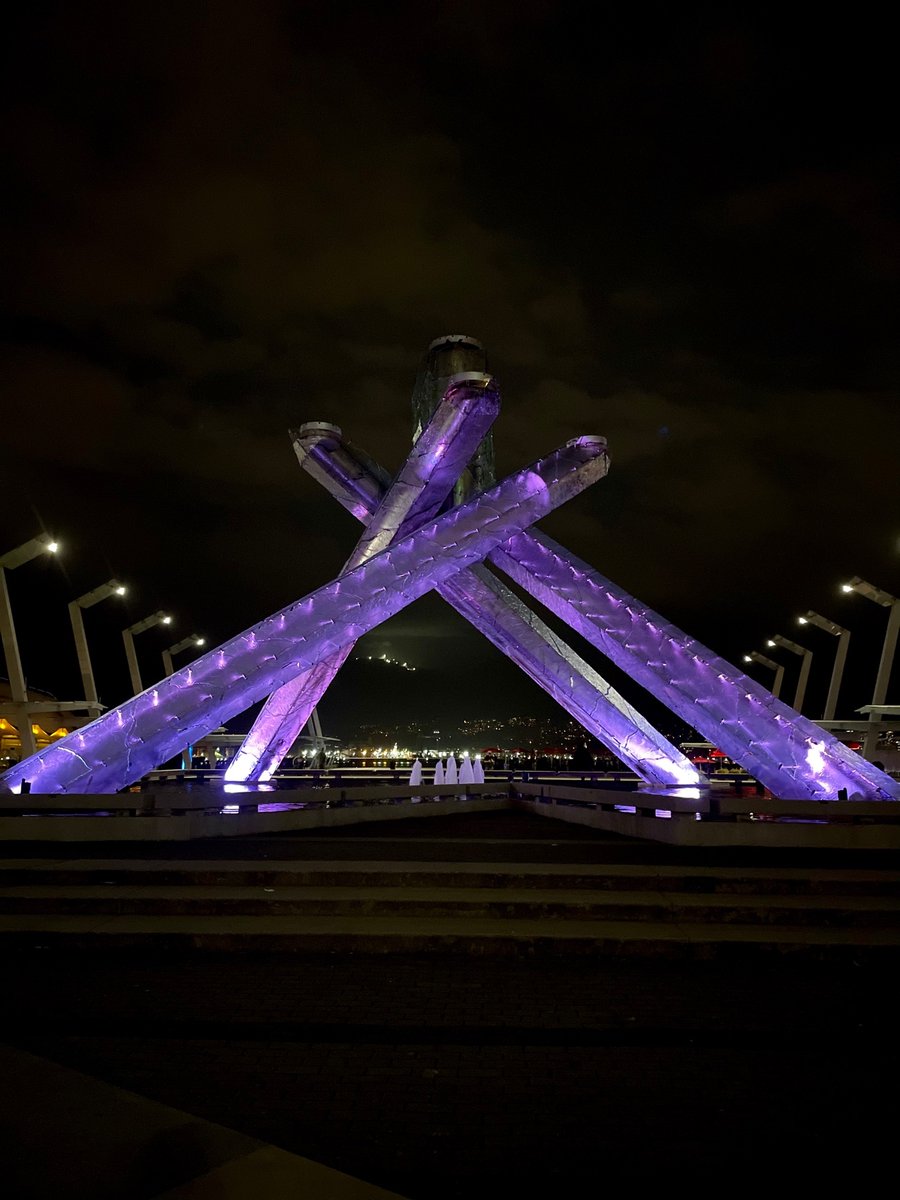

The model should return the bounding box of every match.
[122,612,172,696]
[0,535,60,760]
[769,635,813,713]
[826,630,851,722]
[798,611,851,721]
[68,580,127,705]
[161,635,205,680]
[871,604,900,709]
[842,578,899,759]
[745,651,785,699]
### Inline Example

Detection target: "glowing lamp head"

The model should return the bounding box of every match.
[47,541,60,554]
[797,616,807,624]
[766,640,776,648]
[743,655,752,663]
[195,637,206,646]
[841,583,853,593]
[162,615,173,625]
[115,586,127,596]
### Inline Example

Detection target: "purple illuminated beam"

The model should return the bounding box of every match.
[226,374,501,783]
[290,432,896,800]
[0,437,607,794]
[289,427,700,787]
[492,531,900,802]
[440,569,700,786]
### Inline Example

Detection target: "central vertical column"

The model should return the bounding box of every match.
[412,335,495,505]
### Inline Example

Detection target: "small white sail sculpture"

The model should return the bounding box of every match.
[459,755,475,784]
[444,755,458,786]
[473,757,485,784]
[433,759,445,786]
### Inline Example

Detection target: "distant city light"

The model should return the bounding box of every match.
[354,653,416,671]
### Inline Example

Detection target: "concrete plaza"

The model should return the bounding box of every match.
[1,808,898,1197]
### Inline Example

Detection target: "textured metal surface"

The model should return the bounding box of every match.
[292,422,392,524]
[226,375,501,783]
[439,568,700,786]
[307,434,897,800]
[287,429,699,787]
[492,531,900,801]
[412,334,495,504]
[0,437,607,794]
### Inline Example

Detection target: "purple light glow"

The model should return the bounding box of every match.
[0,436,606,794]
[227,374,501,783]
[805,740,826,775]
[281,425,700,788]
[7,360,895,806]
[304,431,897,802]
[492,530,899,801]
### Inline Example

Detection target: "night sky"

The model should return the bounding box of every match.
[2,3,898,740]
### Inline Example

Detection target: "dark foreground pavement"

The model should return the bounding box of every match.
[2,809,898,1197]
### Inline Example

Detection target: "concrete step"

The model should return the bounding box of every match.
[3,825,896,960]
[2,858,898,895]
[1,912,898,960]
[2,884,900,927]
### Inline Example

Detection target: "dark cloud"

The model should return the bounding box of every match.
[2,2,897,733]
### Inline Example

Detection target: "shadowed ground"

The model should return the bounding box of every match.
[2,808,898,1197]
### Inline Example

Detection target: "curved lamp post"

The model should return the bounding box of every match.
[743,651,785,699]
[841,576,899,758]
[0,534,60,759]
[768,635,813,713]
[798,611,850,721]
[69,580,127,705]
[123,611,172,696]
[161,634,205,679]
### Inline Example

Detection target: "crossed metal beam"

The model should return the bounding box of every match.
[226,375,898,803]
[0,410,609,793]
[225,375,699,789]
[2,365,897,802]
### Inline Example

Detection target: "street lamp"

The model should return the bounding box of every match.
[122,611,172,695]
[68,580,128,705]
[0,533,60,571]
[0,534,60,759]
[841,576,899,758]
[769,634,813,712]
[162,635,205,678]
[798,611,851,721]
[744,651,785,699]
